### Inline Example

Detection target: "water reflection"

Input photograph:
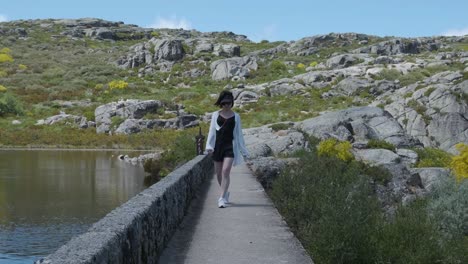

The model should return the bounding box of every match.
[0,150,148,263]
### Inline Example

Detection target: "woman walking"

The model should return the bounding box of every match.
[206,91,249,208]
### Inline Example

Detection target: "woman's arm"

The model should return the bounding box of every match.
[236,114,249,157]
[205,112,216,152]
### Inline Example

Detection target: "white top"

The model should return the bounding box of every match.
[206,111,249,166]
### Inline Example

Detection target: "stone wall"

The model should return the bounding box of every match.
[35,154,213,264]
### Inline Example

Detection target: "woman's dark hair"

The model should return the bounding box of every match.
[214,90,234,108]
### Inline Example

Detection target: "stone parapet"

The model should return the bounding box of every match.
[35,154,213,264]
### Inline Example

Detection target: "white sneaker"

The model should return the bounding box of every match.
[224,192,230,204]
[218,197,226,208]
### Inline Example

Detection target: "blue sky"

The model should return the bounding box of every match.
[1,0,467,42]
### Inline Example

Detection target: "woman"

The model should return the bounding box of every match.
[206,91,249,208]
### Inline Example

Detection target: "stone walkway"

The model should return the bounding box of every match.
[159,163,313,264]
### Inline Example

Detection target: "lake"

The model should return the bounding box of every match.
[0,150,150,264]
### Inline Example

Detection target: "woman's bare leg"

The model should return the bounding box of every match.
[214,161,223,187]
[220,157,234,198]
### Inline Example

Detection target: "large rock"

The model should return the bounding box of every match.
[410,168,451,191]
[95,100,162,134]
[296,106,418,147]
[267,78,306,96]
[248,157,295,189]
[244,125,307,156]
[353,149,400,166]
[36,113,94,129]
[151,39,185,61]
[333,77,372,96]
[427,113,468,154]
[213,43,240,57]
[326,54,364,69]
[210,56,258,80]
[114,114,199,134]
[353,38,440,55]
[117,38,185,68]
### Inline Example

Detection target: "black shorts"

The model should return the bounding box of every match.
[212,144,234,162]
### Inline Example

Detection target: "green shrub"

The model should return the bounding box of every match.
[270,60,287,72]
[373,199,459,264]
[0,85,6,93]
[145,131,197,177]
[414,147,452,168]
[0,93,24,116]
[271,149,381,263]
[360,164,392,185]
[367,139,396,151]
[270,137,467,263]
[82,110,95,122]
[428,175,468,237]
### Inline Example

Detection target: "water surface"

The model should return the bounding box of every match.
[0,150,149,263]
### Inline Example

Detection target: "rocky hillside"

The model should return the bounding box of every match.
[0,18,467,209]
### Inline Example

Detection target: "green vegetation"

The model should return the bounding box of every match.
[270,137,467,263]
[0,92,23,116]
[269,122,292,132]
[144,130,197,178]
[367,139,396,151]
[414,147,453,168]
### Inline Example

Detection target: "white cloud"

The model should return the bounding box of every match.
[0,14,8,22]
[442,27,468,36]
[147,15,192,30]
[250,24,278,42]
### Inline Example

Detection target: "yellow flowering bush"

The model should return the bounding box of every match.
[0,54,13,63]
[310,61,318,67]
[18,64,27,70]
[108,80,128,90]
[297,63,305,69]
[0,85,7,93]
[0,48,11,54]
[450,143,468,182]
[0,70,7,77]
[317,138,354,162]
